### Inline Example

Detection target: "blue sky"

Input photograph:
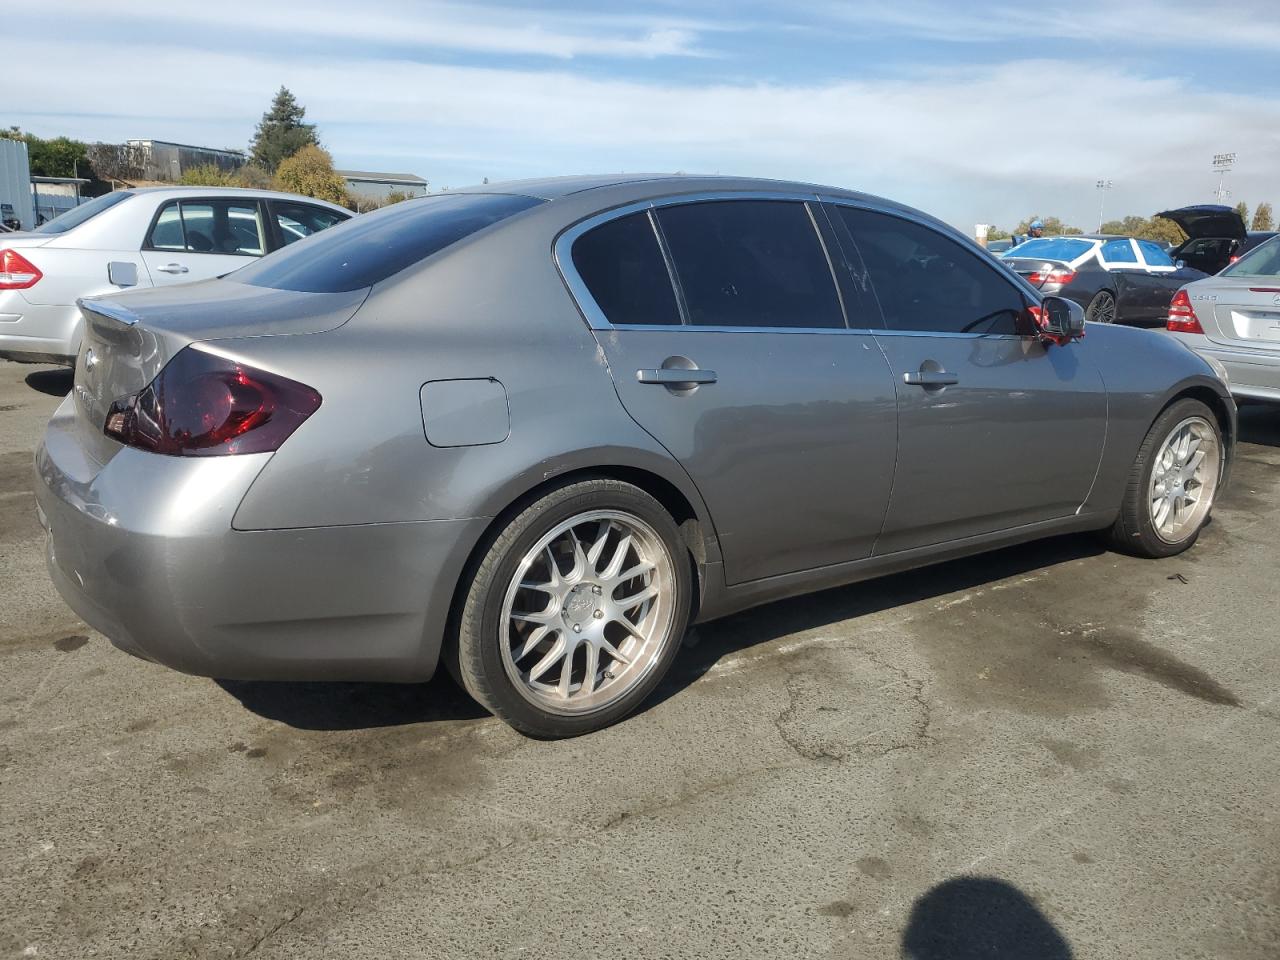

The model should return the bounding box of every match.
[13,0,1280,231]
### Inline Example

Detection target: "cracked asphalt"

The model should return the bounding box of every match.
[2,358,1279,959]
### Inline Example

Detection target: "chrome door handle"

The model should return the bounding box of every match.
[154,263,189,274]
[637,368,718,386]
[903,370,959,386]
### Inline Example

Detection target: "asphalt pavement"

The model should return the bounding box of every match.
[1,358,1278,959]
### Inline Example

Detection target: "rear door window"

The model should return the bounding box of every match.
[146,200,266,256]
[654,200,845,329]
[234,193,543,292]
[571,211,680,326]
[833,206,1027,335]
[270,201,349,248]
[1137,240,1175,269]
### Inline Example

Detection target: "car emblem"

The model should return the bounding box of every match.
[1272,294,1280,306]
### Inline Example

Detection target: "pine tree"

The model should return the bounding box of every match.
[249,86,319,172]
[1234,201,1250,226]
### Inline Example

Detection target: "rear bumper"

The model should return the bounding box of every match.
[1167,333,1280,401]
[35,399,485,681]
[0,297,79,364]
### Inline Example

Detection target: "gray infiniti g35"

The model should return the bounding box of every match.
[34,175,1236,737]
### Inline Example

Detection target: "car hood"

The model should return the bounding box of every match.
[1158,205,1246,242]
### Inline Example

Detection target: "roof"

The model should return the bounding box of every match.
[127,139,246,156]
[337,170,428,185]
[31,176,90,185]
[124,185,352,212]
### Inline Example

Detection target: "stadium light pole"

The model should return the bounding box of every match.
[1212,153,1236,203]
[1096,179,1113,232]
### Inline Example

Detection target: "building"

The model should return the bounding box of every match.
[338,169,429,207]
[31,176,90,225]
[0,138,35,230]
[127,139,246,182]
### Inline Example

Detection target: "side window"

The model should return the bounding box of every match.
[834,206,1027,335]
[571,211,680,326]
[148,200,266,256]
[654,200,844,329]
[272,201,348,248]
[1137,240,1174,268]
[1100,239,1138,264]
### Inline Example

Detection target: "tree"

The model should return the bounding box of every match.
[275,145,350,206]
[1014,216,1082,236]
[179,164,235,187]
[1252,202,1274,231]
[249,86,319,172]
[1235,201,1250,226]
[3,127,88,178]
[1100,215,1185,244]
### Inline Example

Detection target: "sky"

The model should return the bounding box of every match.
[13,0,1280,231]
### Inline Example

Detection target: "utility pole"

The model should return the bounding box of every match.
[1096,179,1113,232]
[1212,153,1236,203]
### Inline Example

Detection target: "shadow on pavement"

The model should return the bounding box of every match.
[901,876,1073,959]
[25,368,73,397]
[1237,403,1279,448]
[216,672,486,731]
[652,532,1105,708]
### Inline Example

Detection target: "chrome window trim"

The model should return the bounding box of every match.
[554,190,866,334]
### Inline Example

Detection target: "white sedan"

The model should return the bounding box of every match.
[0,187,350,364]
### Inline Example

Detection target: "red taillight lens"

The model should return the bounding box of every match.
[1167,290,1204,334]
[1026,268,1076,286]
[0,249,42,289]
[104,348,321,456]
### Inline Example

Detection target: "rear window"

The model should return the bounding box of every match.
[1221,236,1280,278]
[1002,238,1094,262]
[232,193,543,293]
[1137,240,1175,268]
[34,191,133,234]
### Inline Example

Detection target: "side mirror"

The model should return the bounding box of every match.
[1175,259,1186,269]
[1037,296,1086,345]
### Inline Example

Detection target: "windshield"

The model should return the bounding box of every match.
[1221,235,1280,278]
[1002,238,1095,262]
[34,190,133,234]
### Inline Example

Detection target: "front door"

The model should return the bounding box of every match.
[140,198,268,287]
[828,203,1107,554]
[565,198,899,584]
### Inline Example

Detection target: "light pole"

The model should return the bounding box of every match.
[1096,179,1112,232]
[1212,153,1236,203]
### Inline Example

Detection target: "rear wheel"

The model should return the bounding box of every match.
[455,479,691,738]
[1086,290,1117,324]
[1107,398,1222,558]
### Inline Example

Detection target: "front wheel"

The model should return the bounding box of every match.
[1106,398,1223,558]
[454,479,691,738]
[1086,290,1117,324]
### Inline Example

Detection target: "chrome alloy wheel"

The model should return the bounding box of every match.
[499,510,676,715]
[1148,416,1220,544]
[1088,291,1116,324]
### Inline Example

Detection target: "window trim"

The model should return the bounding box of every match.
[820,196,1041,341]
[142,197,271,257]
[555,190,854,334]
[1098,237,1142,270]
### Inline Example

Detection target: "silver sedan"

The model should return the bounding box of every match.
[34,175,1235,737]
[1167,234,1280,403]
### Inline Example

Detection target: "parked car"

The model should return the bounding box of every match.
[0,187,351,365]
[1160,204,1277,275]
[1166,234,1280,403]
[35,176,1235,738]
[1001,235,1207,326]
[985,238,1014,254]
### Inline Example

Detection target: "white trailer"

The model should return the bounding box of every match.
[0,138,36,231]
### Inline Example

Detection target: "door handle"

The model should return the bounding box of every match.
[903,369,959,387]
[637,368,718,386]
[154,263,189,274]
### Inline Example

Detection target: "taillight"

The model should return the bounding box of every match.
[1167,290,1204,334]
[0,249,42,289]
[104,347,321,456]
[1026,268,1076,286]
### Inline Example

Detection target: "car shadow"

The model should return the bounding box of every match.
[649,532,1105,711]
[901,876,1074,959]
[215,672,487,731]
[1237,403,1280,448]
[24,367,73,397]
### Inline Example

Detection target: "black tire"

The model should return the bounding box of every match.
[1086,290,1117,324]
[1106,398,1223,558]
[454,479,692,738]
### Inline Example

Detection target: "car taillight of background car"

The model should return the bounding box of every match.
[0,249,42,289]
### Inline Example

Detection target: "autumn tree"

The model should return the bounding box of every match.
[1252,202,1274,231]
[1235,201,1250,225]
[1014,216,1082,236]
[249,86,319,172]
[275,145,350,206]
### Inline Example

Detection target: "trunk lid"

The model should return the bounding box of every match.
[1190,277,1280,351]
[0,231,54,249]
[1001,257,1073,289]
[1159,205,1247,243]
[72,278,368,465]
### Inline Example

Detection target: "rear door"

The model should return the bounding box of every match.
[564,196,898,584]
[140,198,268,285]
[827,203,1107,554]
[1128,239,1183,322]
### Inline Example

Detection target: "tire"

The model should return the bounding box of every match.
[454,479,692,738]
[1086,290,1117,324]
[1106,398,1223,558]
